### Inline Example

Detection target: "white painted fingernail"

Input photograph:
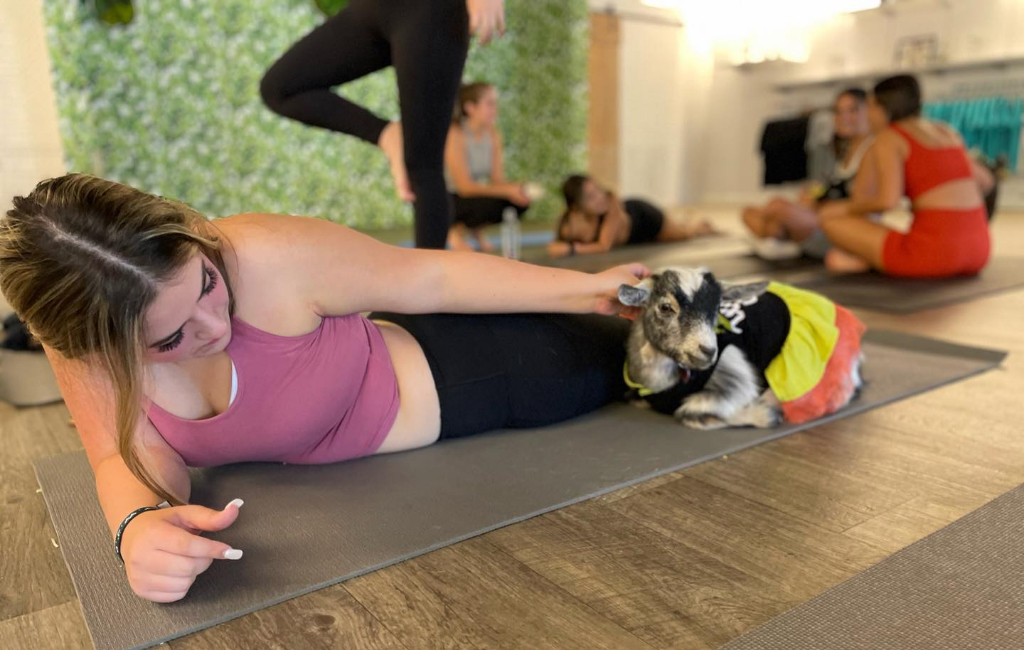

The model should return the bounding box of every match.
[226,498,244,509]
[223,549,243,560]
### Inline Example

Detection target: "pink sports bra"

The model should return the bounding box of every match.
[147,314,400,467]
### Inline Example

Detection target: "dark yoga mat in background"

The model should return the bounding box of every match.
[520,235,821,277]
[35,331,1006,650]
[720,481,1024,650]
[792,256,1024,313]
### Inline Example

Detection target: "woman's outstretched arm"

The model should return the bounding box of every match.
[223,213,648,318]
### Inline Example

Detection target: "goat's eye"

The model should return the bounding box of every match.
[658,303,676,315]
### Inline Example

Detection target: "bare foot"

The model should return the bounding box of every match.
[447,223,475,251]
[825,248,871,274]
[377,122,415,203]
[470,227,495,253]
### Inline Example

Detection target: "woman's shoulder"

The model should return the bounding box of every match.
[875,126,902,143]
[873,127,910,155]
[215,211,362,267]
[215,211,283,235]
[447,122,468,142]
[213,212,292,259]
[216,212,340,247]
[926,119,964,145]
[214,213,333,330]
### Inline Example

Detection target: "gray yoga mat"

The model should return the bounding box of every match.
[35,330,1006,650]
[791,256,1024,313]
[721,481,1024,650]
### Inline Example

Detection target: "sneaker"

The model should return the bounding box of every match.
[750,237,802,261]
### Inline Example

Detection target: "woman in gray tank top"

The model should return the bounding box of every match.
[445,83,534,251]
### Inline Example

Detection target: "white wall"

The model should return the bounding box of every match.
[699,0,1024,207]
[597,0,1024,209]
[616,18,684,205]
[588,0,701,206]
[0,0,65,203]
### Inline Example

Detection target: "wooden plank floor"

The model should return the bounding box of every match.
[2,212,1022,650]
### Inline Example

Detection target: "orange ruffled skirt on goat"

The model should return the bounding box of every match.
[762,283,866,424]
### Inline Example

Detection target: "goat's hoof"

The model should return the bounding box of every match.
[750,408,783,428]
[678,413,727,430]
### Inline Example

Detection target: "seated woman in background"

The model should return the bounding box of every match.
[742,88,874,258]
[819,75,995,277]
[445,82,533,252]
[548,175,714,258]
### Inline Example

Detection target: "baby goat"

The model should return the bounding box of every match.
[618,267,865,429]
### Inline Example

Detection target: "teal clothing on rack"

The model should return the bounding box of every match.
[923,97,1022,171]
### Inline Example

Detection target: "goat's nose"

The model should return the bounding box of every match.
[699,344,716,358]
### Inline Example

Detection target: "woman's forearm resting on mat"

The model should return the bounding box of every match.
[546,240,612,258]
[568,241,613,255]
[94,452,186,537]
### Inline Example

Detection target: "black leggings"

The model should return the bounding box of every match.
[369,312,630,439]
[624,199,665,244]
[260,0,469,249]
[451,194,528,228]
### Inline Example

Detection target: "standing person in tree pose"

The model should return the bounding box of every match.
[261,0,508,249]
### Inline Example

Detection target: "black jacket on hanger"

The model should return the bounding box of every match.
[759,116,809,184]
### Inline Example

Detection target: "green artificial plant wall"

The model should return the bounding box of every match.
[42,0,587,227]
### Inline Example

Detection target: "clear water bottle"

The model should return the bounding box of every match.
[500,206,521,260]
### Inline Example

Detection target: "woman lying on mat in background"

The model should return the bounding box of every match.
[818,75,995,277]
[0,174,646,603]
[742,88,874,259]
[547,174,715,258]
[445,82,538,251]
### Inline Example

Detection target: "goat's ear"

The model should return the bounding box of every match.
[618,278,653,306]
[722,280,770,303]
[700,269,721,293]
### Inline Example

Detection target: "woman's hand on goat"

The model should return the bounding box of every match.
[594,263,651,318]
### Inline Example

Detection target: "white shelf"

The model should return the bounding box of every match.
[771,55,1024,93]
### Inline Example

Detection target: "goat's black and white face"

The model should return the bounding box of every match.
[619,267,722,372]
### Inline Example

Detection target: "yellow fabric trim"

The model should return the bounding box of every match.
[623,362,655,397]
[807,180,826,200]
[716,312,734,334]
[764,282,839,402]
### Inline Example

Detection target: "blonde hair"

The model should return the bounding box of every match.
[0,174,232,505]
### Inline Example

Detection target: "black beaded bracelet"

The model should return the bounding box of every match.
[114,506,160,565]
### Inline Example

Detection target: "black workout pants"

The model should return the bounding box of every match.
[369,312,630,439]
[451,194,528,228]
[260,0,469,249]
